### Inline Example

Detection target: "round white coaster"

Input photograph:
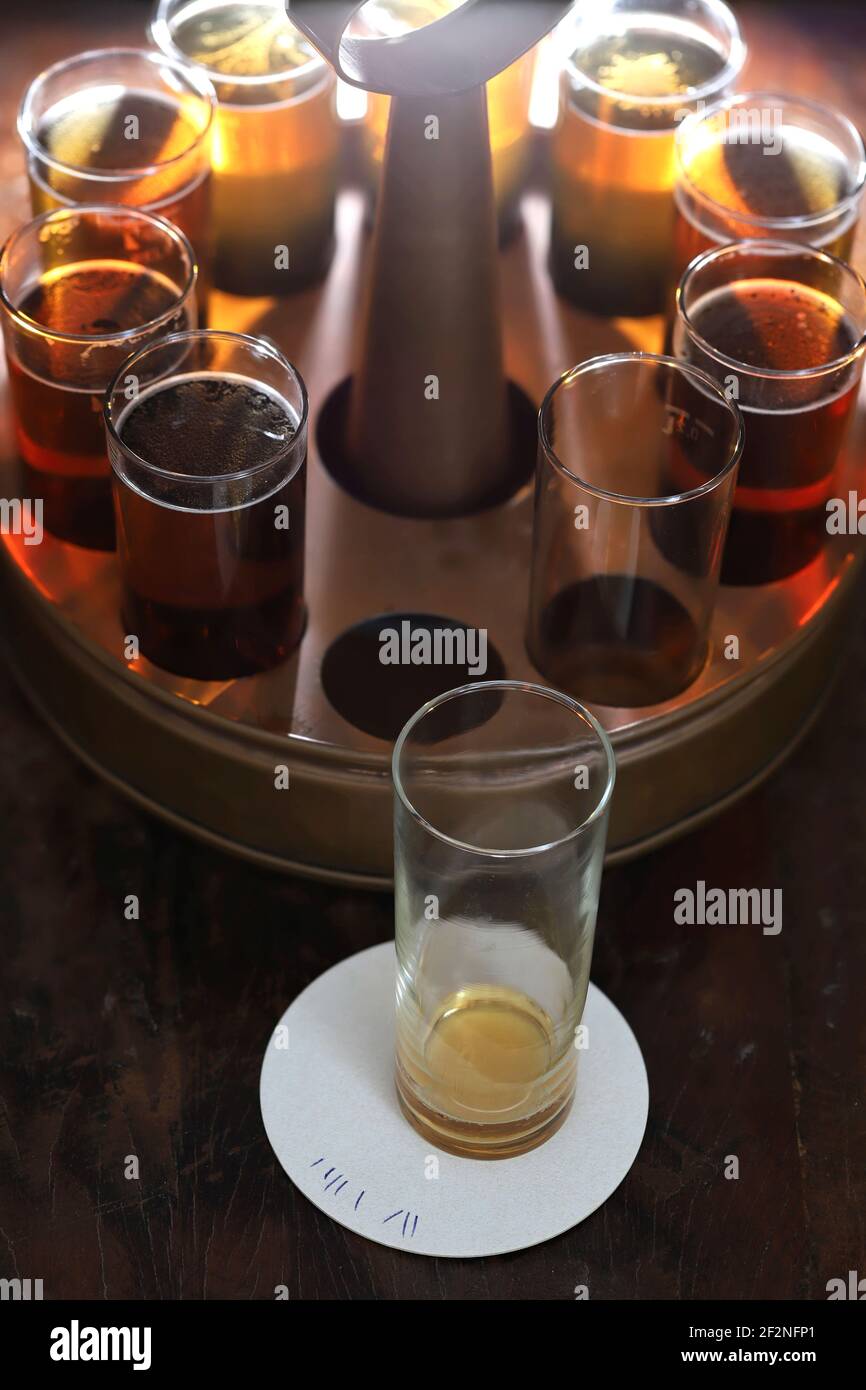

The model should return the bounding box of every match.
[260,942,648,1259]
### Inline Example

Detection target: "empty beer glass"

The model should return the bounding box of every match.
[394,680,615,1158]
[526,354,743,706]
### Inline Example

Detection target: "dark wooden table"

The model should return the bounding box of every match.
[1,0,865,1300]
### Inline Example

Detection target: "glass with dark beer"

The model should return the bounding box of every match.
[0,206,197,550]
[674,240,866,584]
[105,330,308,680]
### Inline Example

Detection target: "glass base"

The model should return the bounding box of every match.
[395,1058,575,1160]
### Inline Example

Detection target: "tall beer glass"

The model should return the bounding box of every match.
[394,681,615,1159]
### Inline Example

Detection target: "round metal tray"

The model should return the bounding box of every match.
[1,190,862,887]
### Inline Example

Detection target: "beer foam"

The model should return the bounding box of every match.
[690,278,859,373]
[169,0,317,78]
[118,372,296,478]
[18,261,181,336]
[38,88,204,171]
[686,126,851,220]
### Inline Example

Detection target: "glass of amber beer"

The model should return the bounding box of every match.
[150,0,339,295]
[674,241,866,585]
[105,330,308,680]
[0,206,197,551]
[357,0,537,238]
[550,0,744,317]
[18,48,215,305]
[526,354,743,707]
[673,93,866,291]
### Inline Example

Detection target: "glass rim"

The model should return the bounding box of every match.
[675,90,866,230]
[149,1,326,90]
[677,239,866,381]
[17,46,216,182]
[0,204,197,346]
[538,352,744,507]
[104,328,309,487]
[563,0,746,111]
[392,680,617,860]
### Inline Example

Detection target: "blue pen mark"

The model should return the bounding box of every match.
[315,1157,356,1201]
[384,1208,419,1238]
[312,1160,419,1237]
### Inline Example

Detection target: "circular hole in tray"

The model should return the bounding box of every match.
[321,612,506,742]
[316,376,536,518]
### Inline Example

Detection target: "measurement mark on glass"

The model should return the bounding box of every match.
[663,405,715,441]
